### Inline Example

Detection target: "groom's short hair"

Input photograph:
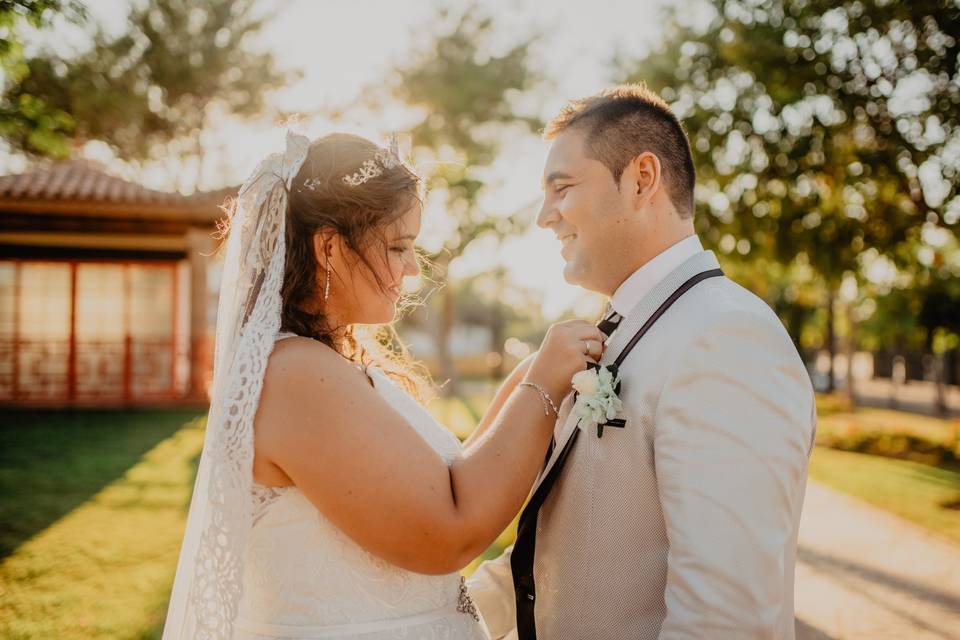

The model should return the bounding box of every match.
[545,84,696,219]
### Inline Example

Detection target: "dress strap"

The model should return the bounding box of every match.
[276,331,299,341]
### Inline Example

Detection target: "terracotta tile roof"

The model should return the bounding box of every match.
[0,160,234,221]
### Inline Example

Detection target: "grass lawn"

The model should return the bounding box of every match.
[2,400,958,638]
[809,446,960,545]
[0,411,204,640]
[816,404,959,446]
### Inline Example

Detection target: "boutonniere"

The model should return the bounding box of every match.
[571,363,626,438]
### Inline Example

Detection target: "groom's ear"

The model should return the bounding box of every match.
[625,152,662,208]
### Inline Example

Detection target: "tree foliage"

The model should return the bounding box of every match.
[0,0,86,156]
[391,6,541,261]
[622,0,959,284]
[384,6,541,391]
[2,0,290,163]
[621,0,960,389]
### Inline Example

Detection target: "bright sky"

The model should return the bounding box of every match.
[23,0,678,319]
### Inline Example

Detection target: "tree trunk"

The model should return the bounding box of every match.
[921,326,949,416]
[934,353,948,417]
[437,283,459,397]
[490,303,505,380]
[844,300,857,408]
[785,302,805,354]
[826,287,836,393]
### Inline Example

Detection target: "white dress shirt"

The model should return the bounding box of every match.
[610,234,704,318]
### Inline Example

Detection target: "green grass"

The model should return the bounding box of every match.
[427,386,498,440]
[2,401,958,638]
[809,446,960,545]
[0,411,202,557]
[815,402,960,469]
[0,412,204,640]
[817,405,959,446]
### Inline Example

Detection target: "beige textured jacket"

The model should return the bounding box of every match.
[468,250,816,640]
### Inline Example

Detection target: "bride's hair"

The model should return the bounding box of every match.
[238,132,432,400]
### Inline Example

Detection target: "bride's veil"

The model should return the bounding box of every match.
[163,131,310,639]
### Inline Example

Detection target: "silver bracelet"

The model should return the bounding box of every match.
[519,381,559,416]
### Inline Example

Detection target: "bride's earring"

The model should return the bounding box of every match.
[324,253,331,304]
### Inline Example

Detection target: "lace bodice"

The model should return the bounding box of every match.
[234,340,486,639]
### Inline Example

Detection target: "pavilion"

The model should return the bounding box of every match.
[0,160,232,407]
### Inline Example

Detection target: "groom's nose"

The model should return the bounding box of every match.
[536,198,558,229]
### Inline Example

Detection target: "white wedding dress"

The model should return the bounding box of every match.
[232,333,488,640]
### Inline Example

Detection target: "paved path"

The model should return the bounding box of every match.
[794,482,960,640]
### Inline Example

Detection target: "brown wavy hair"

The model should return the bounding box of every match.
[243,132,431,400]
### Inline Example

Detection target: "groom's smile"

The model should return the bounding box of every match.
[538,127,631,295]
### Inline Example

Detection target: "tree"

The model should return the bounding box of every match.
[620,0,960,397]
[384,6,541,394]
[2,0,291,187]
[0,0,86,157]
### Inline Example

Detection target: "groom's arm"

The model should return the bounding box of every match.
[466,545,518,640]
[653,309,814,638]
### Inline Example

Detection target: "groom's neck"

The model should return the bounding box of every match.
[605,228,698,297]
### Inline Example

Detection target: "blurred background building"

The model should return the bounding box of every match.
[0,161,228,407]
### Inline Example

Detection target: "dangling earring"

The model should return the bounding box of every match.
[324,253,331,304]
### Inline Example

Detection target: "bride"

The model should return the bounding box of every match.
[162,131,606,639]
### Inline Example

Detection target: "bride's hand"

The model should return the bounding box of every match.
[524,320,607,401]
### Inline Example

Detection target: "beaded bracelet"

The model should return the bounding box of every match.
[519,381,560,416]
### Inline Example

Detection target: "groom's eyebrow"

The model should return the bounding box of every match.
[542,171,574,189]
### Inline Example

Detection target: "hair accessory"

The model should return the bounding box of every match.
[340,133,402,187]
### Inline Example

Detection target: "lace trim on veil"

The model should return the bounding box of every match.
[163,132,310,639]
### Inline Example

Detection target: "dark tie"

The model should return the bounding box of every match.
[541,306,622,465]
[596,305,623,337]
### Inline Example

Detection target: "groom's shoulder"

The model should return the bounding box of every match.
[681,275,791,341]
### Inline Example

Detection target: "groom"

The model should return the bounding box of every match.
[468,84,816,639]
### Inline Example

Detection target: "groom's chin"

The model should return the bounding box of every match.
[561,262,583,286]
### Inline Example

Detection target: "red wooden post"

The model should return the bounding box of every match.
[170,263,179,399]
[67,261,78,403]
[123,263,132,403]
[12,260,20,401]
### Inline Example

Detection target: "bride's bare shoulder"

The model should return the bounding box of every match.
[263,337,370,401]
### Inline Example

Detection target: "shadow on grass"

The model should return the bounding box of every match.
[0,409,203,559]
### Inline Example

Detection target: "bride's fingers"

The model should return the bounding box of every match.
[583,339,603,360]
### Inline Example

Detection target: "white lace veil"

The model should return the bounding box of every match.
[163,131,311,639]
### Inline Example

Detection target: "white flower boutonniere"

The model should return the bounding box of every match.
[572,364,625,438]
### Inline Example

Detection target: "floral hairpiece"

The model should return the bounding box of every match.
[300,135,406,192]
[340,135,402,187]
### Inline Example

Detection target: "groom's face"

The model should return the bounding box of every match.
[537,128,630,293]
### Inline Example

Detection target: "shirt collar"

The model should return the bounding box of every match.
[610,235,704,317]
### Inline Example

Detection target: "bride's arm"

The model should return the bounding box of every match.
[255,322,603,576]
[462,353,535,448]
